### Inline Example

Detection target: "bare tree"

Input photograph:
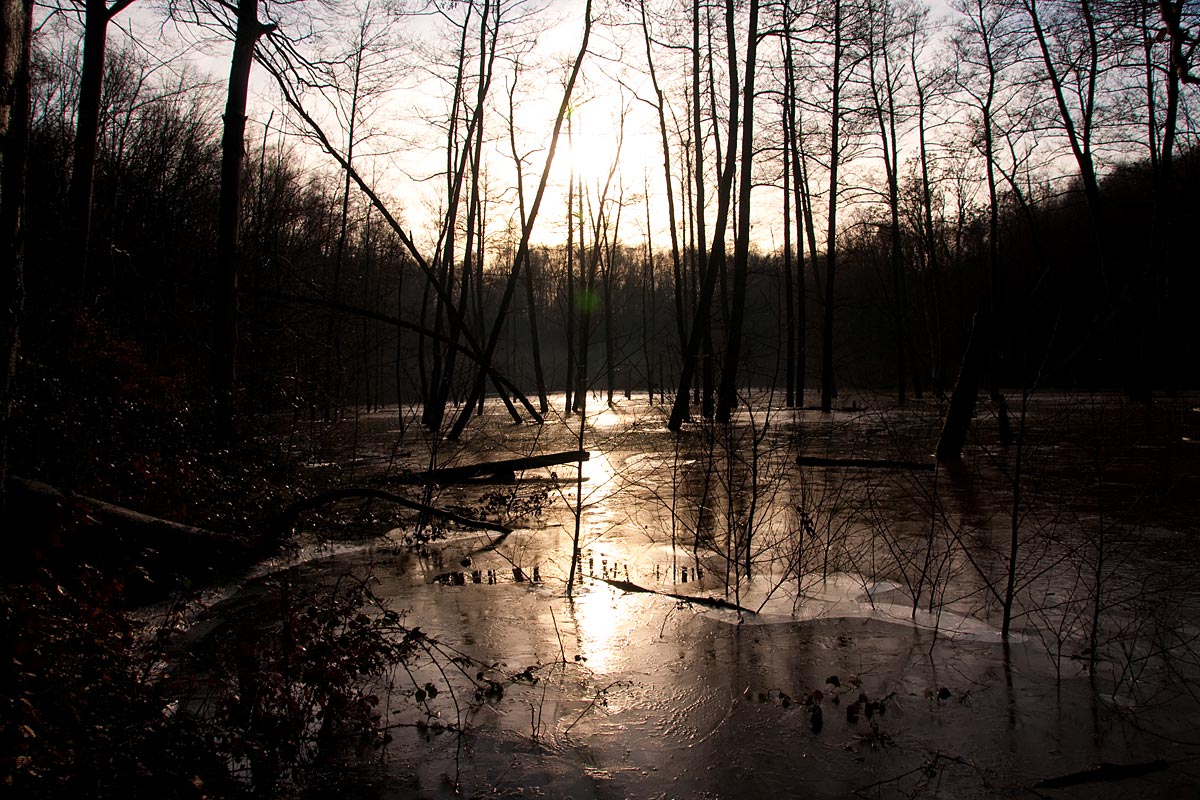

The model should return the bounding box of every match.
[820,0,848,414]
[445,0,593,439]
[862,0,918,403]
[938,0,1024,459]
[67,0,137,304]
[1,0,32,508]
[668,0,742,431]
[905,3,950,394]
[211,0,275,437]
[715,0,760,423]
[323,2,393,422]
[506,68,549,414]
[636,0,686,355]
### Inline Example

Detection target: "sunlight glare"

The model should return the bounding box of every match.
[569,582,625,673]
[589,405,622,431]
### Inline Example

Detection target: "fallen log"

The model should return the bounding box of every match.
[5,476,254,593]
[595,576,757,615]
[273,487,513,538]
[1034,759,1169,789]
[394,450,590,485]
[9,476,243,548]
[797,455,935,472]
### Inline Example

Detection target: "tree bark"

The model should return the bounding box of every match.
[0,0,31,511]
[68,0,135,305]
[820,0,844,414]
[716,0,759,423]
[213,0,270,439]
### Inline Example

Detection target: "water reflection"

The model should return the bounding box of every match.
[567,584,629,673]
[251,392,1200,798]
[578,446,617,502]
[590,405,623,431]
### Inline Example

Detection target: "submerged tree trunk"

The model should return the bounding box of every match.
[936,312,988,461]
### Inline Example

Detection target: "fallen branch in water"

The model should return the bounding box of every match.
[595,576,757,615]
[273,487,513,537]
[1033,759,1170,789]
[386,450,591,485]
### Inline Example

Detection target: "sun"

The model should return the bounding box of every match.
[564,99,662,194]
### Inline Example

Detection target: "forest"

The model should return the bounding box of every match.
[2,0,1199,795]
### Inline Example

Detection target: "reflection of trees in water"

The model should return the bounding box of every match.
[314,389,1200,700]
[583,390,1200,701]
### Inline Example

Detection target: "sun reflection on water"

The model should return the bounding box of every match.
[567,583,627,673]
[579,446,617,503]
[590,405,622,430]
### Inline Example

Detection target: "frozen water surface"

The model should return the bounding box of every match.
[196,392,1200,797]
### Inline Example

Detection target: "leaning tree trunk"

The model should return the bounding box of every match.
[667,0,740,431]
[446,0,591,439]
[715,0,758,423]
[936,312,988,461]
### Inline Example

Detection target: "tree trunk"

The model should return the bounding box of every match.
[324,22,365,423]
[1,0,31,511]
[68,0,135,305]
[668,0,740,431]
[430,1,494,430]
[638,0,686,356]
[819,0,843,414]
[213,0,268,439]
[716,0,759,423]
[565,165,576,414]
[447,0,592,439]
[784,21,808,404]
[688,0,707,411]
[422,8,470,428]
[782,63,795,408]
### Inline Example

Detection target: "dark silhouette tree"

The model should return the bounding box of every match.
[212,0,274,438]
[668,0,741,431]
[1,0,32,508]
[67,0,137,305]
[715,0,759,423]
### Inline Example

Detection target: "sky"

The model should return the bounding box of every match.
[78,0,991,263]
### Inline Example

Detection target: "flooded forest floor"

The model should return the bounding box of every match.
[169,391,1200,798]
